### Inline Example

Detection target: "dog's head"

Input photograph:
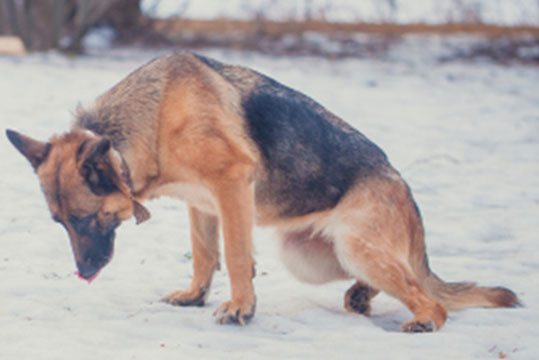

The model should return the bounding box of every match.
[6,129,150,281]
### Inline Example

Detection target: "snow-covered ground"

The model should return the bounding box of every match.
[142,0,539,26]
[1,44,538,359]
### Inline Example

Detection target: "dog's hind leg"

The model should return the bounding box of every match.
[163,206,220,307]
[336,231,447,332]
[344,281,379,316]
[332,178,447,332]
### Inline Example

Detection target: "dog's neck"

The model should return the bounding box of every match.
[118,151,135,193]
[75,102,160,196]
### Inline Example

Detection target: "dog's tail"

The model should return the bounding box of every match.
[422,272,521,311]
[408,198,520,311]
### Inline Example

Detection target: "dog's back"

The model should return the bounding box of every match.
[193,54,391,218]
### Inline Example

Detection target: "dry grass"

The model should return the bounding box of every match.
[153,18,539,38]
[145,18,539,64]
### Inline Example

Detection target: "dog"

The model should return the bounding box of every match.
[6,52,520,332]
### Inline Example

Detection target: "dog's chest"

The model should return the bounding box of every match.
[149,182,217,214]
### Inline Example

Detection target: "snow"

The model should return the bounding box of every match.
[81,26,116,51]
[1,44,539,359]
[141,0,539,26]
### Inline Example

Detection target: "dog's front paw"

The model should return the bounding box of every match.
[214,297,256,325]
[162,287,207,307]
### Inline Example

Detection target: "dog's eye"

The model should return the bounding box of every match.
[68,214,95,234]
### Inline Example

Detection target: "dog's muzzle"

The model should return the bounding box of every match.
[73,228,116,282]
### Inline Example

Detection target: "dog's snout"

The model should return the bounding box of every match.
[70,229,116,283]
[76,262,99,279]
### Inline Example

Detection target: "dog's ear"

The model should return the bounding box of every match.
[6,129,51,170]
[77,138,121,196]
[133,200,151,224]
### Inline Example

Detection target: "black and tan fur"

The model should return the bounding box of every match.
[7,52,519,331]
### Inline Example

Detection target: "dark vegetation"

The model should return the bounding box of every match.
[0,0,538,64]
[0,0,146,52]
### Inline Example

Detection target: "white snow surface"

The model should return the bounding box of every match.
[141,0,539,26]
[1,46,538,359]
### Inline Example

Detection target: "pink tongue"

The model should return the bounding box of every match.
[75,270,101,283]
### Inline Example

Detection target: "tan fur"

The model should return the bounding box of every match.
[28,131,136,270]
[275,172,517,331]
[162,206,220,307]
[7,53,519,331]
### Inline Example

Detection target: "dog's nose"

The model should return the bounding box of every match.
[75,262,101,283]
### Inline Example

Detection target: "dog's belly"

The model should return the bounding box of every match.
[279,226,350,284]
[149,182,217,214]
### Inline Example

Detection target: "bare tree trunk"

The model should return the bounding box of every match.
[0,0,144,52]
[103,0,145,43]
[50,0,67,49]
[4,0,19,36]
[0,1,4,33]
[21,0,34,49]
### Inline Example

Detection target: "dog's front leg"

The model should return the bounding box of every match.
[162,206,219,307]
[211,175,256,325]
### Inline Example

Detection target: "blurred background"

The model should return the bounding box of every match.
[0,0,538,63]
[1,3,539,359]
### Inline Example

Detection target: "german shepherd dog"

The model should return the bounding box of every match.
[7,53,519,332]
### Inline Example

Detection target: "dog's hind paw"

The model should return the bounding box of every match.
[214,298,256,326]
[344,282,378,316]
[162,287,207,307]
[401,319,436,333]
